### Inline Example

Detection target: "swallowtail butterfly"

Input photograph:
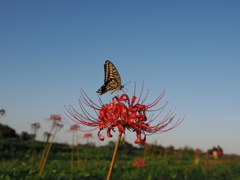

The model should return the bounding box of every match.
[96,60,124,95]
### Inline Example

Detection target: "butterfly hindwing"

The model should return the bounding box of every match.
[97,60,124,95]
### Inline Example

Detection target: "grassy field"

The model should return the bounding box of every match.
[1,139,240,180]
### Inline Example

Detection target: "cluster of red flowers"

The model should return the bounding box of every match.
[83,133,93,138]
[31,123,41,132]
[133,157,148,168]
[194,150,202,156]
[68,124,80,131]
[0,109,6,116]
[52,122,63,129]
[65,85,184,144]
[47,115,63,130]
[0,109,6,119]
[48,115,62,121]
[44,132,51,140]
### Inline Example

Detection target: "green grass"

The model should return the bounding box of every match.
[1,139,240,180]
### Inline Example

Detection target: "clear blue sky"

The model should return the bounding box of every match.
[1,0,240,154]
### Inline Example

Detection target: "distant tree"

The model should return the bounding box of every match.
[0,123,18,138]
[107,141,116,147]
[207,148,213,154]
[21,131,35,140]
[178,146,194,156]
[88,142,96,147]
[138,142,145,149]
[118,141,136,155]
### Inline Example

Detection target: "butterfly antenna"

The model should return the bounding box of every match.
[123,80,131,87]
[121,81,131,94]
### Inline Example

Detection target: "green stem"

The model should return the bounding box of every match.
[71,130,74,168]
[38,126,58,177]
[37,139,49,173]
[29,133,36,178]
[84,137,89,169]
[106,132,122,180]
[76,131,80,170]
[37,128,53,173]
[96,141,100,167]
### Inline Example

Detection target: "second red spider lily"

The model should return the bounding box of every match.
[48,115,62,121]
[38,118,63,177]
[83,133,93,169]
[68,124,81,169]
[0,109,6,118]
[65,85,184,144]
[29,123,41,177]
[133,157,148,168]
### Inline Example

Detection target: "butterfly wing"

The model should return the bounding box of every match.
[104,60,111,82]
[97,60,124,95]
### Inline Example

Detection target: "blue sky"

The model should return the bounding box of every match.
[1,0,240,154]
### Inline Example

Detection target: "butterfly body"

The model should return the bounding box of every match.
[97,60,124,95]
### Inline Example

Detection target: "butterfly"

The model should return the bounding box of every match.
[96,60,124,95]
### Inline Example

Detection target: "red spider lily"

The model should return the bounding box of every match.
[31,123,41,133]
[0,109,6,119]
[43,132,52,141]
[0,109,6,115]
[133,157,148,168]
[68,124,80,131]
[48,115,62,121]
[194,150,202,155]
[83,133,93,138]
[65,85,184,144]
[52,122,63,129]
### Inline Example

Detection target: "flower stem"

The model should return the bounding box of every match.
[106,132,122,180]
[37,130,52,173]
[38,126,58,177]
[71,130,74,168]
[76,131,81,170]
[29,133,36,178]
[96,141,100,167]
[84,137,89,169]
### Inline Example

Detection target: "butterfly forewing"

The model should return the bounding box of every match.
[104,61,111,82]
[97,60,124,95]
